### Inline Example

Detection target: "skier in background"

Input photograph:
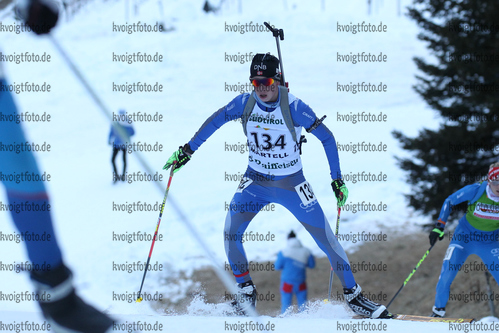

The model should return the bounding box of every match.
[429,163,499,317]
[0,1,117,331]
[275,230,315,314]
[163,53,391,318]
[108,109,135,183]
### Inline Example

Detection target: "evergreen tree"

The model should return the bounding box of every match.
[393,0,499,221]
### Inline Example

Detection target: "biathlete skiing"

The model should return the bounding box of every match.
[163,52,391,319]
[429,163,499,317]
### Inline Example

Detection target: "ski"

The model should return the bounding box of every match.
[353,314,475,323]
[393,314,475,323]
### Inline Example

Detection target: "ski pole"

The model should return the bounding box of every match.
[328,207,341,301]
[136,162,176,302]
[386,244,435,309]
[263,21,287,88]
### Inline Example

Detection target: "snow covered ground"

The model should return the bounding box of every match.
[0,0,468,331]
[0,307,475,333]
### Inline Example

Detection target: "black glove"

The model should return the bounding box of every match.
[429,225,445,246]
[15,0,59,35]
[163,143,193,173]
[331,178,348,207]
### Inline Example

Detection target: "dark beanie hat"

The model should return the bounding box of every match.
[250,53,281,80]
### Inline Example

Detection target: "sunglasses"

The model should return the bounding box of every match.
[251,78,275,87]
[488,179,499,185]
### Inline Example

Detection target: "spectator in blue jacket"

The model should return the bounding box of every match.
[108,109,135,182]
[275,230,315,314]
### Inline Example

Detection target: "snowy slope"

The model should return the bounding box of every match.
[0,0,452,329]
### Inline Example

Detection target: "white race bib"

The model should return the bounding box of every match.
[294,180,317,206]
[246,98,302,176]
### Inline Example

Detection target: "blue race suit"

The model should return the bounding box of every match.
[188,90,356,288]
[434,182,499,308]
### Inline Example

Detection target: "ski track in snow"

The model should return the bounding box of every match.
[0,300,471,333]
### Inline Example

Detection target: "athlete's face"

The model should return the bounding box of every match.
[252,77,280,103]
[489,180,499,196]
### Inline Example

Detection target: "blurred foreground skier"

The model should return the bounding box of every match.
[0,1,116,331]
[429,163,499,318]
[163,53,391,318]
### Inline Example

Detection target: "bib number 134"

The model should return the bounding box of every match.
[250,132,286,150]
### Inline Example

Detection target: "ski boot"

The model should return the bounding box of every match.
[430,306,445,318]
[230,280,257,316]
[30,263,115,333]
[344,284,392,319]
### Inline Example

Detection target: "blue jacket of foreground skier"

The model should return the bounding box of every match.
[0,78,62,268]
[187,91,342,179]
